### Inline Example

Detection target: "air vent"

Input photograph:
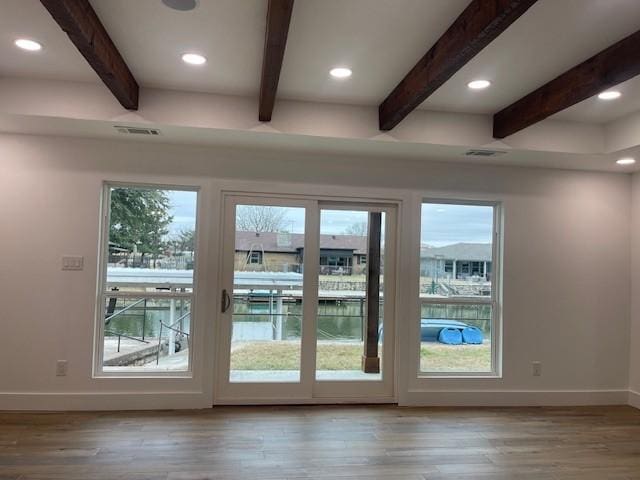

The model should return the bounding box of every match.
[114,126,161,136]
[464,149,507,157]
[162,0,198,11]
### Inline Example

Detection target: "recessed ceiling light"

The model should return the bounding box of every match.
[616,157,636,165]
[598,90,621,100]
[329,67,352,79]
[162,0,197,11]
[467,80,491,90]
[181,53,206,65]
[14,38,42,52]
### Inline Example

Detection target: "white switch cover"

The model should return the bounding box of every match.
[62,255,84,271]
[56,360,68,376]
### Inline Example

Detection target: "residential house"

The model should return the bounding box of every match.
[234,231,368,275]
[421,243,492,281]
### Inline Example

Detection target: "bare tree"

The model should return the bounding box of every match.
[171,228,195,256]
[236,205,287,232]
[344,221,368,236]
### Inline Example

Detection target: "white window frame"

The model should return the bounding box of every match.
[93,182,200,378]
[418,199,502,378]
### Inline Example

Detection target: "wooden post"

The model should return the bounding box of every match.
[362,212,381,373]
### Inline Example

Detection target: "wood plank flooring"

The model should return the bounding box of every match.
[0,405,640,479]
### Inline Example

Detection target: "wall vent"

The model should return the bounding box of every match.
[464,149,507,157]
[114,126,161,136]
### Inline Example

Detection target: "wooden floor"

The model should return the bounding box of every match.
[1,405,640,479]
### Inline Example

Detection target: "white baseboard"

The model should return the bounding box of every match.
[0,390,634,411]
[401,389,629,407]
[214,396,396,405]
[0,391,210,411]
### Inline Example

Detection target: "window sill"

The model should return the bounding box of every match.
[417,373,502,379]
[94,371,193,379]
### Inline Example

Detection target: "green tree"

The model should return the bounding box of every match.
[109,188,173,265]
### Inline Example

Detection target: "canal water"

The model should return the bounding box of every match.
[106,298,491,340]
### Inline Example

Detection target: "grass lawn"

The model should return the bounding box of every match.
[230,341,491,372]
[230,342,364,371]
[420,342,491,372]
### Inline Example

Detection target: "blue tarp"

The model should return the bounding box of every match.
[462,326,484,344]
[438,327,463,345]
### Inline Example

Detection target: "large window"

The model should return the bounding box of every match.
[419,201,500,376]
[96,185,198,374]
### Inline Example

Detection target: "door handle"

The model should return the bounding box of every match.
[221,289,231,313]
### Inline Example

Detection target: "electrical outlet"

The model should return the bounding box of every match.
[56,360,68,376]
[62,255,84,271]
[532,361,542,377]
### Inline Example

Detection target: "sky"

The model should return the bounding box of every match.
[167,190,198,236]
[273,209,372,235]
[166,192,494,246]
[421,203,493,246]
[246,204,494,245]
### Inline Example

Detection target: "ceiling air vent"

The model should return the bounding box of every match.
[464,149,507,157]
[114,126,161,136]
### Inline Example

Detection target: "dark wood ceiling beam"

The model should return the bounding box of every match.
[259,0,294,121]
[494,30,640,138]
[40,0,139,110]
[378,0,538,131]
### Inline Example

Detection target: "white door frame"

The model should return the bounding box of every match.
[214,192,398,404]
[313,201,397,400]
[216,195,317,402]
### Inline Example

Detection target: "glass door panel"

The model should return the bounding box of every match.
[316,209,386,381]
[229,204,306,383]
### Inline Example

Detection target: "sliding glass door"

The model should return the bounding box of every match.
[216,195,396,403]
[313,205,395,398]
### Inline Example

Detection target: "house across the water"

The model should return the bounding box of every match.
[234,231,368,275]
[420,243,492,281]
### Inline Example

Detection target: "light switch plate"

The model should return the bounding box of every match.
[56,360,68,376]
[62,255,84,271]
[532,361,542,377]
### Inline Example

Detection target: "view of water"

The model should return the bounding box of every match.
[105,298,191,338]
[105,297,491,340]
[233,299,371,340]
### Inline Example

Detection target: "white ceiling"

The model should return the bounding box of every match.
[278,0,470,105]
[552,74,640,123]
[0,0,95,82]
[1,0,640,124]
[420,0,640,119]
[91,0,266,97]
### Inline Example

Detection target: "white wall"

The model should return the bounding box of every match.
[0,77,609,156]
[630,173,640,408]
[0,132,632,409]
